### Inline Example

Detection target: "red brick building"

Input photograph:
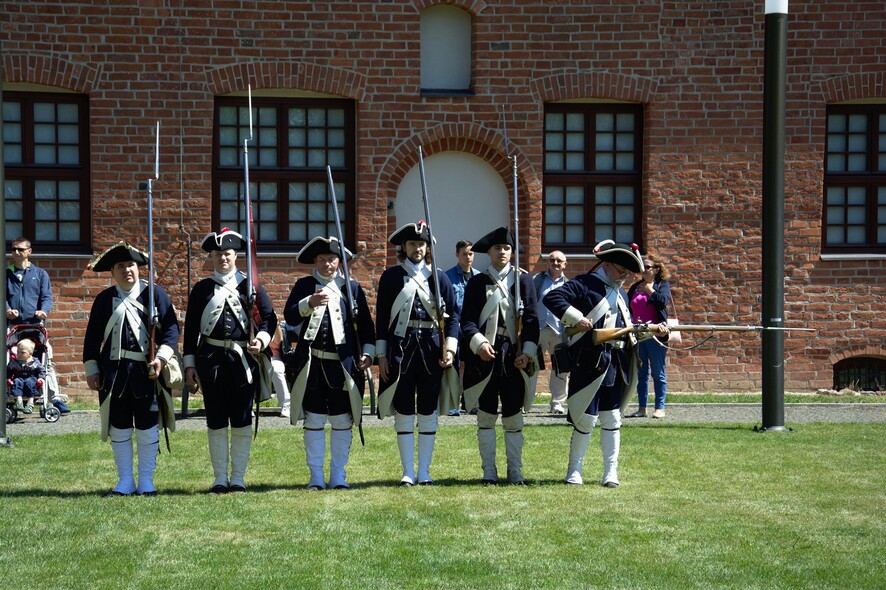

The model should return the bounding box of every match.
[2,0,884,396]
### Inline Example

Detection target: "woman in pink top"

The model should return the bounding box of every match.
[627,254,673,418]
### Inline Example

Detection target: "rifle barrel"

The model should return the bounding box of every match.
[417,147,447,361]
[326,165,361,349]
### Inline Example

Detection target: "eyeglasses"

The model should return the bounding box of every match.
[11,247,29,253]
[549,258,565,263]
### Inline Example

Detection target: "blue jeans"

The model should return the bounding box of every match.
[637,339,668,410]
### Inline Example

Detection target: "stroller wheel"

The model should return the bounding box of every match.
[5,406,16,424]
[44,405,61,423]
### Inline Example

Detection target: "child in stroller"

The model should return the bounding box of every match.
[5,324,61,423]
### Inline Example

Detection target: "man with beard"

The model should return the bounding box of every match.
[542,241,668,487]
[284,236,375,490]
[460,227,539,485]
[375,222,459,487]
[83,242,180,496]
[183,229,277,494]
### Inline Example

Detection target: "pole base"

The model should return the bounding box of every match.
[1,436,14,449]
[753,425,793,433]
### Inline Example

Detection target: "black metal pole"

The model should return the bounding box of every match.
[0,32,13,447]
[761,0,788,431]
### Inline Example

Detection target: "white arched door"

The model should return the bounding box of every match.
[394,151,509,271]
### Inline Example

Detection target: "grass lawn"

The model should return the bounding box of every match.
[2,422,884,589]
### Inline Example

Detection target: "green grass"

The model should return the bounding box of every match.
[2,422,884,589]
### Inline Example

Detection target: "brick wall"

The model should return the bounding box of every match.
[2,0,884,395]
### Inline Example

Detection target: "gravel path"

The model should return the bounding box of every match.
[6,403,886,437]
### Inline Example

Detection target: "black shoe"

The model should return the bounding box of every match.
[139,490,158,497]
[104,490,129,498]
[418,480,434,486]
[228,484,247,493]
[209,484,229,495]
[398,480,413,488]
[481,479,498,486]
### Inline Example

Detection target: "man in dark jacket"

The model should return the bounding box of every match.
[543,241,667,488]
[375,222,459,486]
[460,227,539,484]
[183,229,277,494]
[284,236,375,490]
[83,242,180,496]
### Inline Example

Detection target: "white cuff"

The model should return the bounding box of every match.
[521,341,539,359]
[445,337,459,355]
[184,354,196,369]
[562,306,585,327]
[298,296,313,317]
[255,331,271,350]
[84,359,100,377]
[375,339,387,357]
[469,332,489,355]
[156,344,174,363]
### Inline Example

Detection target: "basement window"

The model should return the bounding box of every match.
[833,357,886,391]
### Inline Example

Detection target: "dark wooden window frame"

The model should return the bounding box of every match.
[3,91,91,252]
[822,104,886,255]
[212,96,356,251]
[542,103,644,252]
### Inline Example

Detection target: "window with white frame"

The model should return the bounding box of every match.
[543,103,643,250]
[823,105,886,253]
[213,96,356,249]
[3,91,90,251]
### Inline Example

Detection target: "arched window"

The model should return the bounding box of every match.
[420,5,472,96]
[833,356,886,391]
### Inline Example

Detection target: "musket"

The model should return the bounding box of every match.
[501,106,524,350]
[326,165,369,444]
[146,121,171,452]
[242,85,262,436]
[416,146,448,364]
[242,85,256,340]
[588,323,816,346]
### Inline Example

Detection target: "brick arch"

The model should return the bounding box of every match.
[1,52,100,94]
[377,122,540,202]
[828,346,886,366]
[819,72,886,103]
[530,71,658,104]
[375,122,544,258]
[206,61,368,101]
[411,0,489,15]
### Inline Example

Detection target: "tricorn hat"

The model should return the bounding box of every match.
[88,241,150,272]
[473,226,516,253]
[297,236,354,265]
[389,221,432,246]
[201,228,246,252]
[592,240,644,273]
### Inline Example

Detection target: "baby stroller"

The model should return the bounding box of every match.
[6,323,61,424]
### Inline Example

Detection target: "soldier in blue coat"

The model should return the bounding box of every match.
[460,227,539,484]
[542,241,668,487]
[375,222,459,486]
[284,236,375,490]
[83,242,180,496]
[183,229,277,494]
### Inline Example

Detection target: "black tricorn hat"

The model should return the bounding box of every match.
[201,228,246,252]
[592,240,644,273]
[88,241,149,272]
[473,226,516,253]
[297,236,354,264]
[389,221,432,245]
